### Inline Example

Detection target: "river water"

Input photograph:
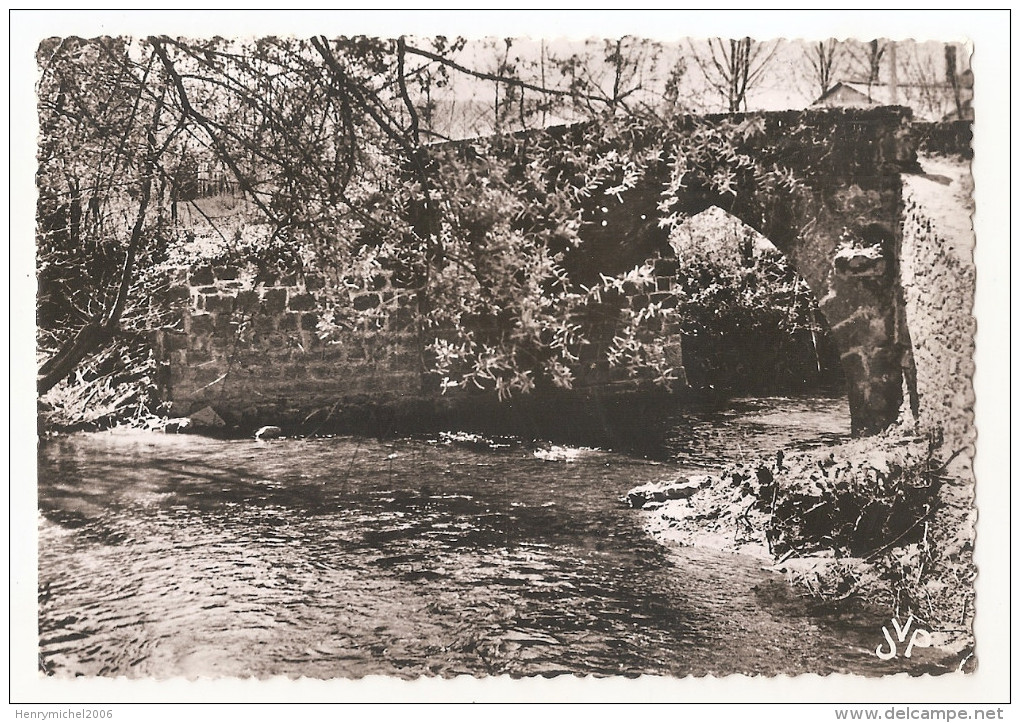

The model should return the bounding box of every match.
[37,395,940,678]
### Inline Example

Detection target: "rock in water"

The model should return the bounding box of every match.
[623,477,708,508]
[255,425,283,441]
[163,417,192,434]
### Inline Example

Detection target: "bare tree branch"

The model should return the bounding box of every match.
[402,41,610,106]
[690,37,777,112]
[150,36,279,222]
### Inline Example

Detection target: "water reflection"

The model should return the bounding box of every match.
[38,396,943,678]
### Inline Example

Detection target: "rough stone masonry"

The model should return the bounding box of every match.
[158,107,944,436]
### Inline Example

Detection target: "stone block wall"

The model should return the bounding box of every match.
[631,255,687,388]
[899,183,977,449]
[814,198,907,436]
[913,121,973,159]
[156,263,422,430]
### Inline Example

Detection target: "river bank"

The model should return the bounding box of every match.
[624,423,975,673]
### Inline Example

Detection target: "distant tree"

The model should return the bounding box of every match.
[897,42,959,120]
[485,38,517,132]
[661,55,689,114]
[848,39,887,87]
[403,35,468,138]
[542,36,688,119]
[802,39,845,98]
[688,37,778,112]
[944,43,965,119]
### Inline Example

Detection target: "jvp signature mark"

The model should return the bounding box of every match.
[875,614,931,660]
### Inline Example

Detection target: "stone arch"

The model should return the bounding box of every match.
[570,107,919,435]
[709,196,907,436]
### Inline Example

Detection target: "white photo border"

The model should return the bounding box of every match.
[9,7,1011,706]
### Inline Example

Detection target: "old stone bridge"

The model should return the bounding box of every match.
[160,107,943,437]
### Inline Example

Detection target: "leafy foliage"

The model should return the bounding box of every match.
[36,36,192,421]
[766,431,973,632]
[670,239,837,391]
[37,35,851,425]
[642,427,971,633]
[759,435,944,558]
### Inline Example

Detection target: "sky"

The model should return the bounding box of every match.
[403,36,970,139]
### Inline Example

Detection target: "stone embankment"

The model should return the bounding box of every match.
[154,262,422,433]
[154,249,688,438]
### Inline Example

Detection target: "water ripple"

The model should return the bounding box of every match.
[37,396,935,678]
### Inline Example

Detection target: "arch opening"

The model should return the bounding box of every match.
[665,206,845,396]
[563,107,918,435]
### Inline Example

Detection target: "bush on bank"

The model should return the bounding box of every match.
[628,425,975,663]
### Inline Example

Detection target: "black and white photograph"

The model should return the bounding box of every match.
[11,8,1010,711]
